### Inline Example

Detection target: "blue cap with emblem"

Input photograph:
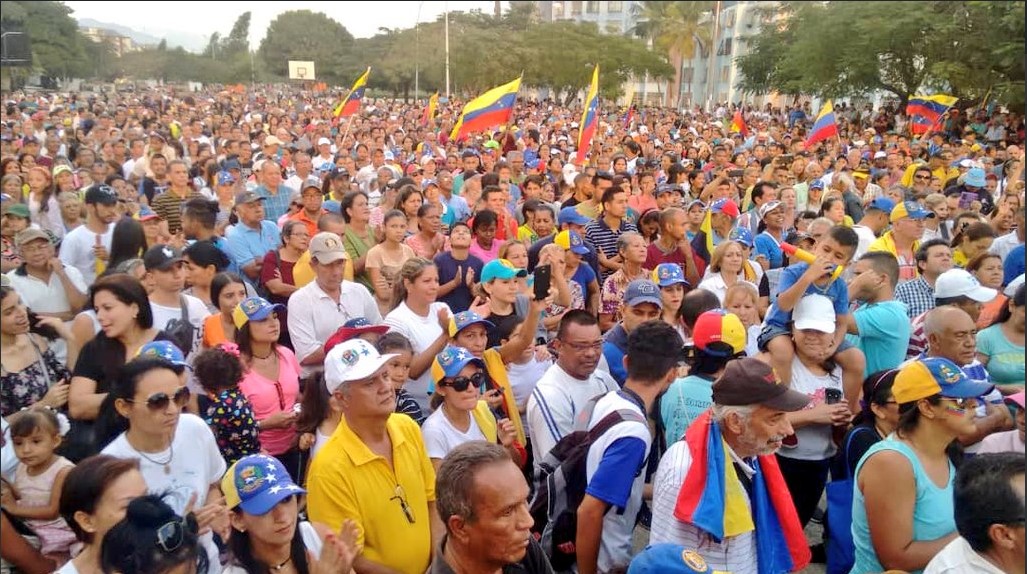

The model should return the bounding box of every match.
[221,454,305,515]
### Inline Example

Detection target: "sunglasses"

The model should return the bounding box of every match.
[155,514,197,553]
[391,485,415,524]
[940,397,976,412]
[128,386,191,411]
[442,371,487,393]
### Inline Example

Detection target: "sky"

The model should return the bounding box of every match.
[63,1,505,48]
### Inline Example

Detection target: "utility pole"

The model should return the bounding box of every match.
[445,2,451,98]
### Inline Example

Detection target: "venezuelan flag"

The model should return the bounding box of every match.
[730,109,748,138]
[804,100,838,148]
[674,410,810,574]
[575,65,600,167]
[421,92,439,126]
[906,94,958,124]
[333,67,371,119]
[449,76,522,142]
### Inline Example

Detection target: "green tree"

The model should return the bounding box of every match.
[258,10,355,83]
[631,1,714,108]
[0,0,88,79]
[222,11,251,57]
[737,1,1025,110]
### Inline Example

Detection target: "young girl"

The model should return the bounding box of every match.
[296,371,343,464]
[366,209,417,315]
[378,332,426,425]
[724,282,762,357]
[192,343,261,466]
[2,407,77,564]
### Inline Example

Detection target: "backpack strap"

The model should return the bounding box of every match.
[586,408,647,443]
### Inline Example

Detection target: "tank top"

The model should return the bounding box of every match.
[850,437,956,574]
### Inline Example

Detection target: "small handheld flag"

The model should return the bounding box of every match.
[334,67,371,119]
[421,92,439,126]
[730,109,748,138]
[575,65,600,167]
[805,100,838,148]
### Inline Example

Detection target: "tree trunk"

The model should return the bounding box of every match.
[669,52,683,109]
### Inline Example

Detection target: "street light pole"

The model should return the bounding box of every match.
[415,0,425,103]
[444,2,451,98]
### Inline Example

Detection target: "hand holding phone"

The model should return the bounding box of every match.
[533,264,552,302]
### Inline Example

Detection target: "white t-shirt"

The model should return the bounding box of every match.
[925,536,1006,574]
[851,224,877,259]
[383,301,451,414]
[526,363,618,470]
[779,357,843,461]
[54,560,82,574]
[149,294,211,353]
[102,414,227,573]
[989,231,1022,262]
[506,357,552,429]
[6,265,87,316]
[696,273,759,306]
[222,521,323,574]
[421,408,487,460]
[59,223,114,285]
[1,419,17,482]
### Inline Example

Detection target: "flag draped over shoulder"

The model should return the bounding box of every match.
[421,92,439,126]
[449,76,522,142]
[730,109,748,138]
[575,65,600,166]
[333,67,371,119]
[674,411,811,574]
[907,94,958,135]
[804,100,838,148]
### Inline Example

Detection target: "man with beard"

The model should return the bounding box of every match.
[650,358,812,574]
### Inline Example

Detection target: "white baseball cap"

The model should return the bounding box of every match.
[324,339,396,394]
[317,137,331,146]
[793,294,836,334]
[1004,273,1024,297]
[562,163,579,186]
[873,151,887,160]
[934,269,997,302]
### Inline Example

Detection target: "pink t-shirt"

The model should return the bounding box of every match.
[238,346,301,455]
[469,238,504,263]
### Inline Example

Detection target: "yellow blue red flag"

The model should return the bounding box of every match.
[449,76,522,141]
[575,65,600,166]
[334,67,371,119]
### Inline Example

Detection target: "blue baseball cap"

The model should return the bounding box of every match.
[890,200,936,223]
[729,227,754,247]
[431,345,486,383]
[893,357,995,404]
[809,179,825,191]
[559,206,590,227]
[652,263,689,288]
[221,158,242,171]
[217,171,236,186]
[554,230,589,255]
[867,196,896,213]
[136,340,188,368]
[222,454,305,515]
[232,296,285,329]
[448,310,495,337]
[628,544,713,574]
[480,259,527,283]
[710,198,740,218]
[965,167,986,187]
[624,279,663,309]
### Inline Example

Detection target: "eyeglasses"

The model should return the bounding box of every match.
[563,340,604,352]
[442,371,487,393]
[128,386,191,411]
[391,485,415,524]
[914,175,931,181]
[155,514,195,553]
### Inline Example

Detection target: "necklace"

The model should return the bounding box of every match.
[268,556,292,572]
[252,349,276,361]
[135,443,174,475]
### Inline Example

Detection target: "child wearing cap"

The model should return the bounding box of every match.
[760,225,864,406]
[423,346,523,469]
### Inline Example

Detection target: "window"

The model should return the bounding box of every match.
[571,1,582,15]
[723,8,735,28]
[717,38,733,56]
[586,1,599,14]
[608,0,623,12]
[720,65,730,82]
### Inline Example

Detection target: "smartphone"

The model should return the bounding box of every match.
[727,169,744,178]
[959,191,976,210]
[825,388,843,405]
[534,264,552,301]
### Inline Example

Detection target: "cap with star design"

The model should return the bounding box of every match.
[221,454,305,515]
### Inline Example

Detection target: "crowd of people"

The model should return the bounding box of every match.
[0,85,1024,574]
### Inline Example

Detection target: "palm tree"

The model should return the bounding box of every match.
[632,0,715,108]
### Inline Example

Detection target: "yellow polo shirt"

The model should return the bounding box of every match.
[306,413,435,574]
[868,231,921,281]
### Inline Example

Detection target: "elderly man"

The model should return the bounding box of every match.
[907,268,996,359]
[307,338,443,574]
[287,232,380,379]
[651,358,812,574]
[431,442,554,574]
[925,453,1025,574]
[7,229,86,321]
[225,190,280,283]
[869,201,934,282]
[255,158,293,222]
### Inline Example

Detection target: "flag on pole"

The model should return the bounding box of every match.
[804,100,838,148]
[421,92,439,126]
[730,109,748,138]
[333,67,371,119]
[575,65,600,167]
[907,94,958,136]
[449,76,522,141]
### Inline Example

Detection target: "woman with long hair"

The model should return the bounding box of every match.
[222,454,357,574]
[0,286,76,416]
[68,275,167,461]
[233,296,302,481]
[951,221,996,268]
[837,369,901,478]
[366,210,416,315]
[101,357,228,572]
[696,240,762,306]
[340,191,377,291]
[850,357,992,573]
[201,272,247,350]
[966,252,1005,328]
[24,167,63,240]
[396,186,424,236]
[383,258,452,414]
[183,240,232,313]
[106,218,148,273]
[977,282,1025,394]
[56,455,148,574]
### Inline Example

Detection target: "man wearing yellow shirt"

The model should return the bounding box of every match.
[869,201,933,282]
[307,339,443,573]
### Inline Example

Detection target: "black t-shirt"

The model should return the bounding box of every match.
[434,251,484,314]
[486,307,523,349]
